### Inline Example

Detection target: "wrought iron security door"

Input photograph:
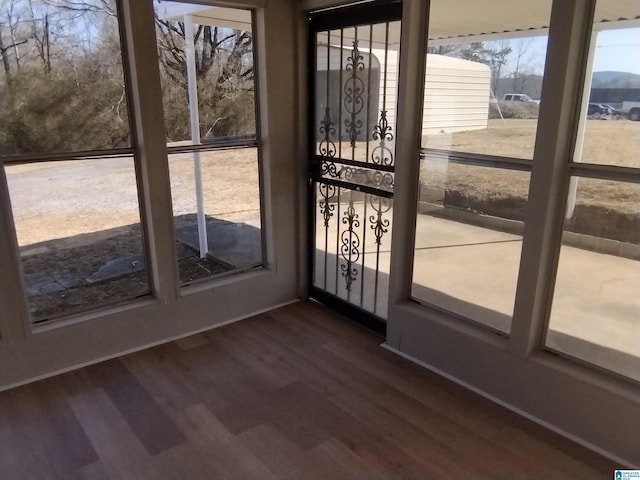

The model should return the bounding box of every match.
[309,2,402,333]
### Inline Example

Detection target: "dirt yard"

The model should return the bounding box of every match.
[5,147,260,321]
[7,147,260,248]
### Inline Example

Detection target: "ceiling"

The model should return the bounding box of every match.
[157,0,640,44]
[427,0,640,44]
[155,1,252,30]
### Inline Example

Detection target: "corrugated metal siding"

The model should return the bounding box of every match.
[316,1,639,45]
[425,0,638,42]
[165,1,639,39]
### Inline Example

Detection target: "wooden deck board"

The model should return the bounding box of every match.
[0,301,613,479]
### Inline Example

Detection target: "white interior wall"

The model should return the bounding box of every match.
[0,0,301,389]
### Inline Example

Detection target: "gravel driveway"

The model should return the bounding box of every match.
[5,148,261,249]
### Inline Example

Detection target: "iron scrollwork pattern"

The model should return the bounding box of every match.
[371,110,394,166]
[318,107,337,157]
[370,171,394,191]
[318,183,336,227]
[341,166,368,185]
[369,195,392,245]
[341,167,394,191]
[344,40,365,148]
[340,203,361,291]
[320,159,339,178]
[319,163,394,192]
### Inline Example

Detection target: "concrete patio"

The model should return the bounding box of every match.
[314,201,640,381]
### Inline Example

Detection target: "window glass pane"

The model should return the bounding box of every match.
[579,23,640,167]
[154,2,255,145]
[0,0,130,156]
[411,0,550,332]
[314,22,400,164]
[547,178,640,381]
[422,28,550,158]
[411,157,529,333]
[312,19,400,319]
[5,157,149,322]
[169,148,262,285]
[156,3,262,285]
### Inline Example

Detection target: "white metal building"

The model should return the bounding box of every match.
[317,45,491,139]
[422,54,491,134]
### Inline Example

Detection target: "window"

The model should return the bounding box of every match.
[154,1,263,285]
[546,5,640,380]
[0,1,131,155]
[547,177,640,381]
[578,27,640,168]
[410,0,551,333]
[0,0,148,322]
[168,148,262,281]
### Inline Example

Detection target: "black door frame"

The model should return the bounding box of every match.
[307,1,403,336]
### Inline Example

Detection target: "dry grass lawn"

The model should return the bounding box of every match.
[424,118,639,167]
[421,119,640,221]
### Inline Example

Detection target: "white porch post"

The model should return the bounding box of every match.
[184,14,208,258]
[566,31,598,219]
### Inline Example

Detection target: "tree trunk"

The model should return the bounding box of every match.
[44,13,51,75]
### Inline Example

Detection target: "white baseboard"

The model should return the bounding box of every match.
[381,342,638,469]
[0,298,300,393]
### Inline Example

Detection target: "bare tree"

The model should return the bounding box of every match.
[427,44,461,56]
[459,41,512,94]
[510,38,537,92]
[155,18,245,83]
[0,0,28,78]
[217,30,252,86]
[5,0,25,71]
[0,23,27,77]
[27,0,53,74]
[42,0,115,16]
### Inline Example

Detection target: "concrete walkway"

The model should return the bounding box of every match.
[314,202,640,381]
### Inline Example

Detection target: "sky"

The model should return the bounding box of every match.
[593,28,640,74]
[485,26,640,77]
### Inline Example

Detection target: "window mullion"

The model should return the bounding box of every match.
[509,0,597,356]
[0,166,31,341]
[120,0,180,303]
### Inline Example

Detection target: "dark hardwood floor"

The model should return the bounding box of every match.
[0,300,613,479]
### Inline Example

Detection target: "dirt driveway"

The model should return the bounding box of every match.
[5,147,261,250]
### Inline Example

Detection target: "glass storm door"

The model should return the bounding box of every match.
[308,2,402,333]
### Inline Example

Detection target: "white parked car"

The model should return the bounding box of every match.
[620,101,640,121]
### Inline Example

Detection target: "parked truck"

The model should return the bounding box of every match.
[620,101,640,121]
[503,93,539,103]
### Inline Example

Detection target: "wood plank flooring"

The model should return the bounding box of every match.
[0,301,614,479]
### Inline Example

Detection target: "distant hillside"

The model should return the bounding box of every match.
[494,71,640,103]
[592,71,640,88]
